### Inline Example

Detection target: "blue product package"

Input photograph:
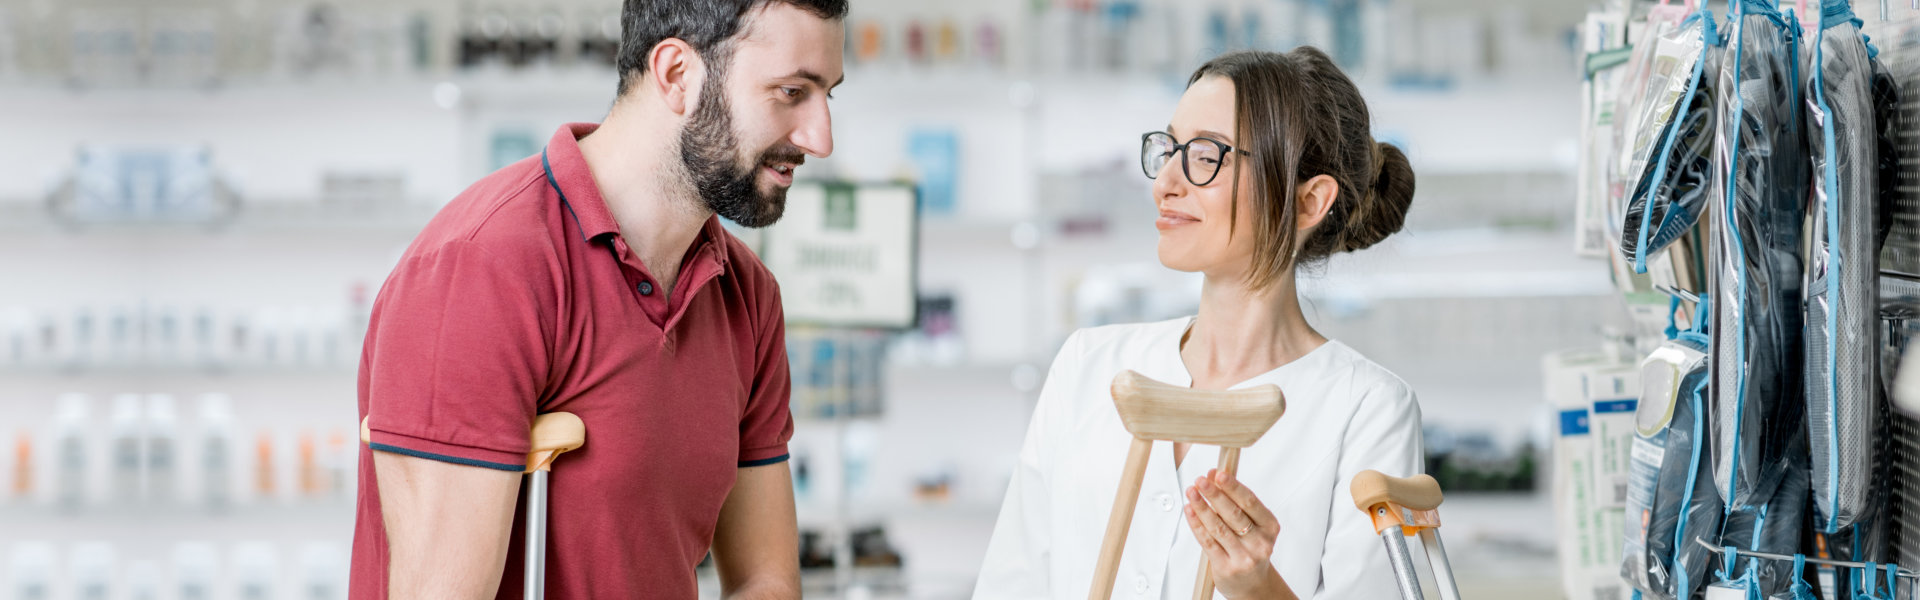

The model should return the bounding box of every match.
[908,128,959,217]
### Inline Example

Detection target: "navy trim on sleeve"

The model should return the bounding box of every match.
[369,442,525,472]
[738,453,791,468]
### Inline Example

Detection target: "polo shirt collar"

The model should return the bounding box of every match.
[546,123,621,243]
[546,123,732,273]
[696,213,734,269]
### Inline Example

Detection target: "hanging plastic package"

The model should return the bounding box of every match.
[1618,11,1719,273]
[1871,61,1900,255]
[1621,316,1726,600]
[1717,430,1809,598]
[1710,0,1810,511]
[1802,0,1883,536]
[1609,2,1698,245]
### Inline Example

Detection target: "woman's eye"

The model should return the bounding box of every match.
[1199,157,1221,166]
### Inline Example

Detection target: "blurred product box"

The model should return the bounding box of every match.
[1547,348,1638,600]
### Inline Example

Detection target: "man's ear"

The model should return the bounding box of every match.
[1294,174,1339,231]
[647,38,701,115]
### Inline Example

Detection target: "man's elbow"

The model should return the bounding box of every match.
[721,573,801,600]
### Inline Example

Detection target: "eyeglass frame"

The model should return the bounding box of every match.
[1139,131,1251,187]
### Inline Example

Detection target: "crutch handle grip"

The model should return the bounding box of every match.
[1109,370,1285,448]
[358,413,587,473]
[525,413,586,472]
[1349,471,1443,512]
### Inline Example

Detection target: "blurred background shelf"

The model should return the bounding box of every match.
[0,0,1610,597]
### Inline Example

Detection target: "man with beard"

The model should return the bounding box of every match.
[347,1,844,598]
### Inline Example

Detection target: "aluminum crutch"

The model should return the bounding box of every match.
[1350,470,1460,600]
[362,412,586,600]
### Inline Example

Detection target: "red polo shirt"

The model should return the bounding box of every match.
[349,123,793,599]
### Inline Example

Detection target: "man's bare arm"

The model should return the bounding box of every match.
[374,451,522,599]
[711,463,802,600]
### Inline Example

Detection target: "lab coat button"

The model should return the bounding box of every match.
[1133,575,1148,593]
[1156,492,1174,512]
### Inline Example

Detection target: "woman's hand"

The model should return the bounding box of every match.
[1184,469,1297,600]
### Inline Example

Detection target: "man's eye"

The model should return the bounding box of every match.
[782,87,803,99]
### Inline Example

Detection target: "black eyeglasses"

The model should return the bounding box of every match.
[1141,131,1247,186]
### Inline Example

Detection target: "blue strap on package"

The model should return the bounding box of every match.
[1778,554,1818,600]
[1862,563,1886,600]
[1802,0,1881,536]
[1711,0,1811,514]
[1887,564,1899,600]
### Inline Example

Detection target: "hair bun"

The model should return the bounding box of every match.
[1341,142,1415,252]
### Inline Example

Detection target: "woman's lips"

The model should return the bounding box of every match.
[1156,211,1199,230]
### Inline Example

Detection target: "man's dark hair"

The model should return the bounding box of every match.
[616,0,849,98]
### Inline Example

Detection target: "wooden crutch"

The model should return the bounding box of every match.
[1349,470,1459,600]
[362,413,587,600]
[1089,370,1286,600]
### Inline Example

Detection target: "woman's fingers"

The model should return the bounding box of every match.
[1184,504,1233,564]
[1194,475,1258,535]
[1209,469,1278,528]
[1185,488,1244,548]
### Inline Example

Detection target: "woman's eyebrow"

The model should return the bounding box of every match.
[1166,125,1236,145]
[1194,129,1236,145]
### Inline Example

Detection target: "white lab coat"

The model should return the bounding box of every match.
[974,317,1425,600]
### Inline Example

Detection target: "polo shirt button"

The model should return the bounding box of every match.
[637,281,654,296]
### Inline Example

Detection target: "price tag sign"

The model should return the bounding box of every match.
[759,182,919,329]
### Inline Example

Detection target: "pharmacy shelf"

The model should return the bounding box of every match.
[0,360,356,376]
[794,499,1000,531]
[0,502,353,544]
[0,201,439,236]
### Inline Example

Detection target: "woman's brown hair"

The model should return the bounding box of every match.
[1190,48,1416,290]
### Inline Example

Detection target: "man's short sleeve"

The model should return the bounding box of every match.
[737,281,793,468]
[362,238,554,472]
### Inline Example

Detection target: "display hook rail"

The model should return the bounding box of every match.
[1692,537,1920,599]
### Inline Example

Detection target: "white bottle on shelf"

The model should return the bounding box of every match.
[233,541,279,600]
[127,559,162,600]
[54,392,91,509]
[171,542,219,600]
[69,308,95,368]
[70,542,115,600]
[146,394,178,506]
[107,307,133,368]
[300,541,346,599]
[6,542,54,600]
[110,393,144,504]
[192,308,218,369]
[199,393,235,510]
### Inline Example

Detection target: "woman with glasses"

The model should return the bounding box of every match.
[974,47,1421,600]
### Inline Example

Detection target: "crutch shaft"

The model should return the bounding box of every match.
[1418,529,1460,600]
[1192,447,1242,600]
[525,470,549,600]
[1090,438,1155,600]
[1380,526,1426,600]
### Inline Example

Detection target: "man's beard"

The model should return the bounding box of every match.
[678,69,805,229]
